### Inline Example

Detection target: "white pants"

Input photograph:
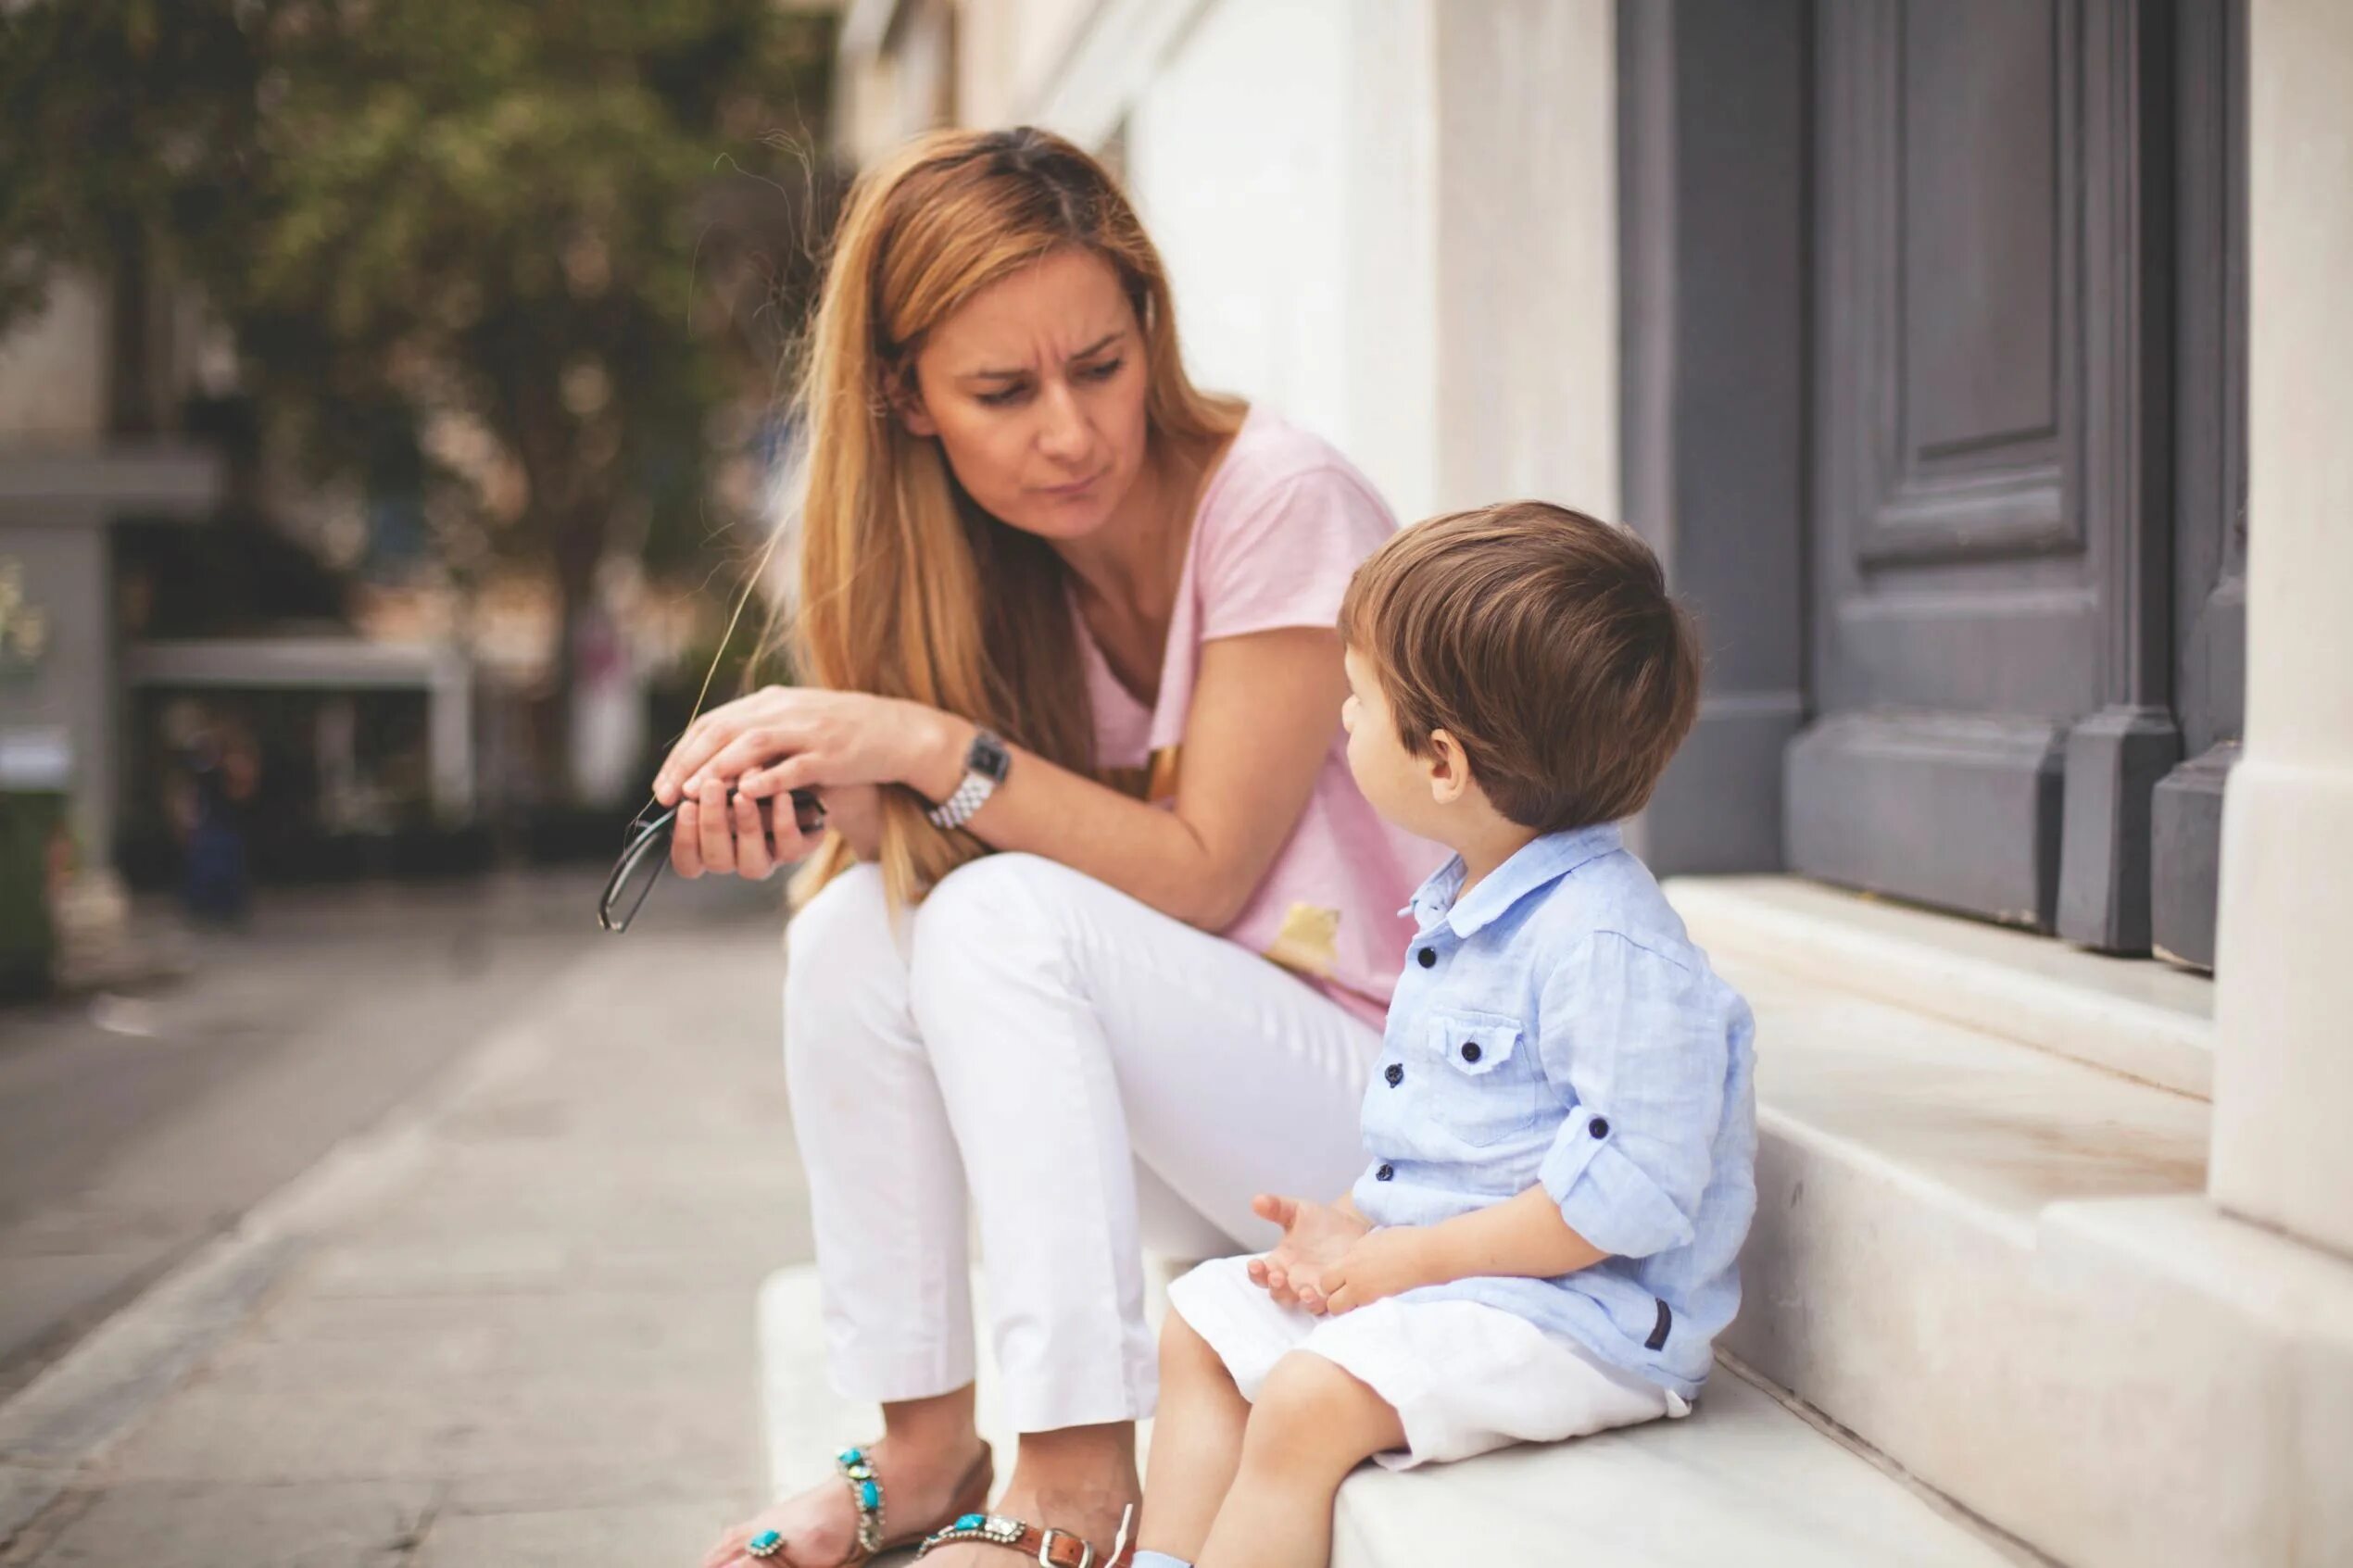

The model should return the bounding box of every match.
[784,853,1381,1433]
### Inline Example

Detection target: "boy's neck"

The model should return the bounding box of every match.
[1448,822,1543,903]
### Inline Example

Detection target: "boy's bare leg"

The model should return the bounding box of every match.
[1198,1352,1406,1568]
[1138,1311,1253,1562]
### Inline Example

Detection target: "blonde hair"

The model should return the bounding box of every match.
[774,126,1241,908]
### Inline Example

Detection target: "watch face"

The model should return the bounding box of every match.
[970,730,1013,784]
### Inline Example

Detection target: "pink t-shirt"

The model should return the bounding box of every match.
[1081,408,1443,1025]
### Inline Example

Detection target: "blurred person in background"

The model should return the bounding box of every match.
[667,129,1436,1568]
[165,700,259,925]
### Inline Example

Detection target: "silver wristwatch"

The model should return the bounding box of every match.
[925,728,1012,831]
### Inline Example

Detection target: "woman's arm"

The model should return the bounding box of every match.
[659,625,1347,928]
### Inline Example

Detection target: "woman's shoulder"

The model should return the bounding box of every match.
[1200,406,1396,535]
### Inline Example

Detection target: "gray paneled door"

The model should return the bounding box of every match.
[1785,0,2242,959]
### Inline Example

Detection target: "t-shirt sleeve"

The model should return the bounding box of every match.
[1197,463,1397,643]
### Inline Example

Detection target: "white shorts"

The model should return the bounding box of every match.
[1165,1255,1690,1470]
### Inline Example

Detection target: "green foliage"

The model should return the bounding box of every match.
[2,0,837,787]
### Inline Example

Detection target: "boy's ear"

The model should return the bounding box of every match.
[1426,729,1473,806]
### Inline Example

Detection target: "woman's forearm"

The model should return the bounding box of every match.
[950,734,1288,929]
[896,629,1345,930]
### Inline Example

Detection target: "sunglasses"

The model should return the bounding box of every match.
[598,787,828,934]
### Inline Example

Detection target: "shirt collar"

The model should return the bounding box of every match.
[1402,822,1624,939]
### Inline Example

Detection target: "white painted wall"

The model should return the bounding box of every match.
[1075,0,1615,531]
[1431,0,1617,520]
[1126,0,1367,470]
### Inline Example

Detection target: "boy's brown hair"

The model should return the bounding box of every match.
[1339,501,1702,834]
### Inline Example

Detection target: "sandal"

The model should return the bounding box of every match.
[913,1502,1137,1568]
[745,1441,995,1566]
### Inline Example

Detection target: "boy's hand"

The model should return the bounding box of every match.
[1248,1194,1372,1313]
[1318,1226,1443,1315]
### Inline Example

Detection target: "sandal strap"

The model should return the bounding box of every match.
[835,1444,887,1556]
[915,1503,1135,1568]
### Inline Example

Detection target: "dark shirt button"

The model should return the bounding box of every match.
[1376,1162,1395,1181]
[1460,1041,1482,1063]
[1384,1063,1403,1087]
[1417,947,1437,969]
[1590,1116,1611,1138]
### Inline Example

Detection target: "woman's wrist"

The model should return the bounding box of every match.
[900,703,977,804]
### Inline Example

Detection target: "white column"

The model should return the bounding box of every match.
[1429,0,1617,519]
[2208,0,2353,1261]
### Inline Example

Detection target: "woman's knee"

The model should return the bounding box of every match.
[906,852,1079,995]
[786,864,890,983]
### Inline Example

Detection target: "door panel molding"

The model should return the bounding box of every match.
[1792,0,2176,938]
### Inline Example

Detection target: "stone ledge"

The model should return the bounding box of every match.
[1707,928,2353,1568]
[756,1264,2021,1567]
[1669,875,2215,1098]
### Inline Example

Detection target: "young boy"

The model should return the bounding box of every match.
[1132,502,1758,1568]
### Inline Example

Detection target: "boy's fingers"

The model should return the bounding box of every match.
[1252,1194,1297,1228]
[1245,1258,1270,1286]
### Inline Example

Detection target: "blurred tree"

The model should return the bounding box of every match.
[1,0,838,797]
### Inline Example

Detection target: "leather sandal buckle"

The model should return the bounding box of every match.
[1037,1527,1092,1568]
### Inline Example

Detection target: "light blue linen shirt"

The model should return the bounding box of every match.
[1348,822,1757,1400]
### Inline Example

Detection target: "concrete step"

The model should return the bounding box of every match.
[758,1263,2027,1566]
[1669,875,2215,1098]
[1671,877,2353,1568]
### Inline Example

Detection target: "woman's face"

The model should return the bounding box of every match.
[902,247,1151,543]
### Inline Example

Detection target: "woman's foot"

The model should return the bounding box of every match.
[700,1432,990,1568]
[916,1426,1139,1568]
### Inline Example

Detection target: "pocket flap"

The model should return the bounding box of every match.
[1432,1012,1525,1076]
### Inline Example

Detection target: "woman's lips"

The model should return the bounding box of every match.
[1037,470,1103,499]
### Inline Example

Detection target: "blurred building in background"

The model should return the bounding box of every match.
[0,270,221,985]
[837,3,2347,1565]
[0,0,844,968]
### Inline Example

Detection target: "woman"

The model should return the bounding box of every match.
[674,128,1433,1568]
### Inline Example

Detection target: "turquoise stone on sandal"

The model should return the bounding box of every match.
[746,1528,785,1560]
[836,1444,887,1557]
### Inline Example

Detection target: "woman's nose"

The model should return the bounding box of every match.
[1036,381,1092,463]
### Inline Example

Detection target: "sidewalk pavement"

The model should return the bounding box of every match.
[0,907,812,1566]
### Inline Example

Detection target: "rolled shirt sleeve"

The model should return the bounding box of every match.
[1535,932,1730,1261]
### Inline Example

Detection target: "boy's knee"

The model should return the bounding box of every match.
[1158,1308,1228,1387]
[1240,1352,1390,1477]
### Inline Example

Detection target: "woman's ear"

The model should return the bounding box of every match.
[1426,730,1473,807]
[888,366,938,437]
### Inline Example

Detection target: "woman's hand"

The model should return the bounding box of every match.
[671,782,888,881]
[651,686,967,809]
[1247,1193,1372,1314]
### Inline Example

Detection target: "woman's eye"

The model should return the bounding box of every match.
[975,385,1027,408]
[1080,358,1124,383]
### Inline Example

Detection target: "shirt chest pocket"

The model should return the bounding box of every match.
[1421,1010,1551,1148]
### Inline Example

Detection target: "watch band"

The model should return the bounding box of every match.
[925,728,1009,831]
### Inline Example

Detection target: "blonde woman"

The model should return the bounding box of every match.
[673,129,1433,1568]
